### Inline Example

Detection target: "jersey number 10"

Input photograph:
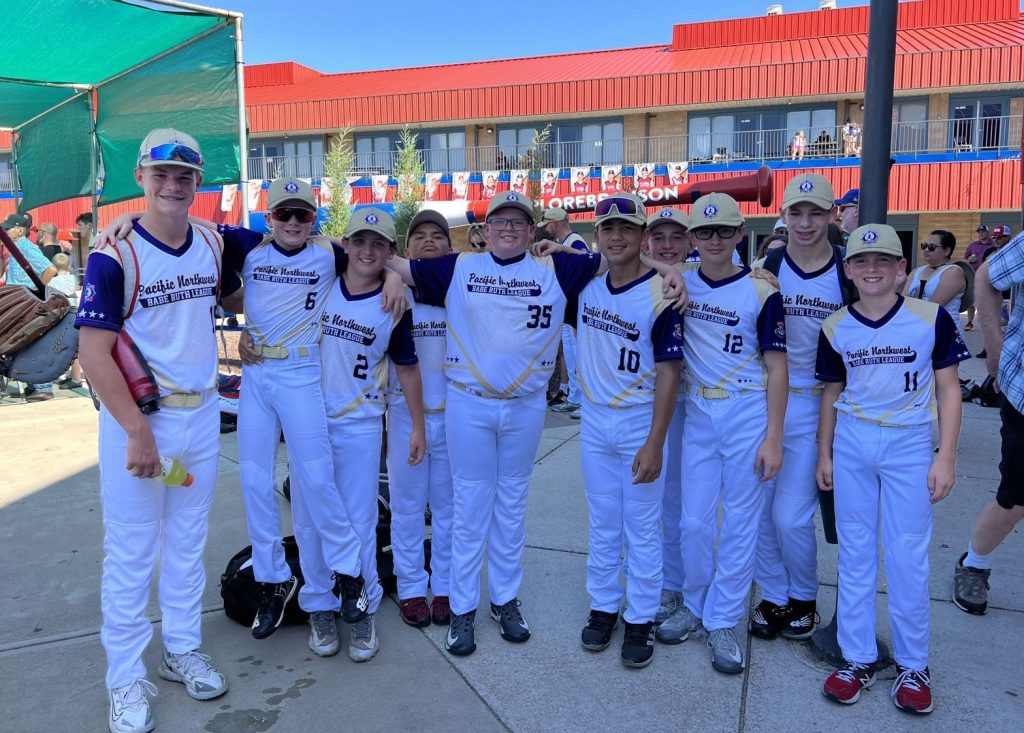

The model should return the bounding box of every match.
[617,347,641,374]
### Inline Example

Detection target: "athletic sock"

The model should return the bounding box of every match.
[964,542,992,570]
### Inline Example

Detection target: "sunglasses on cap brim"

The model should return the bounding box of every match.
[270,207,317,223]
[595,197,640,218]
[142,143,204,168]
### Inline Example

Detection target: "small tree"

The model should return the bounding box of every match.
[320,128,354,239]
[393,127,425,252]
[527,124,552,220]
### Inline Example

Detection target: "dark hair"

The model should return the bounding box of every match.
[929,229,956,258]
[827,223,845,248]
[75,212,93,225]
[756,233,788,261]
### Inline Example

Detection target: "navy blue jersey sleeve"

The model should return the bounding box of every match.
[563,292,580,328]
[409,253,458,307]
[552,250,602,298]
[218,224,263,273]
[220,267,242,298]
[387,309,418,365]
[332,243,349,276]
[933,308,972,369]
[815,329,846,383]
[74,254,124,332]
[652,307,684,362]
[756,290,787,352]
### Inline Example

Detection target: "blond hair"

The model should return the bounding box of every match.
[52,252,70,271]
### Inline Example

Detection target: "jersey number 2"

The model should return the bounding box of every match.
[353,354,369,380]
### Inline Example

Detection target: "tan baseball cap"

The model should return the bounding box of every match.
[647,208,689,231]
[541,207,568,223]
[407,209,450,240]
[688,193,744,228]
[781,173,835,211]
[595,192,647,226]
[844,224,903,260]
[137,128,204,172]
[486,191,535,222]
[267,178,316,211]
[346,207,397,243]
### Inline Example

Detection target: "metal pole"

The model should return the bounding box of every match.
[234,15,250,228]
[89,89,99,245]
[858,0,899,225]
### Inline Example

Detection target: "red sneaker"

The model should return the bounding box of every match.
[431,595,452,626]
[892,665,933,715]
[822,661,876,705]
[399,597,430,628]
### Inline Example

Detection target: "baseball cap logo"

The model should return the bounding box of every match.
[703,204,718,219]
[799,180,814,193]
[659,210,674,218]
[365,214,378,225]
[506,193,519,201]
[284,181,299,193]
[862,230,878,244]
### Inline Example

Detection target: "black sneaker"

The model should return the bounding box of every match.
[489,599,530,643]
[748,599,792,640]
[581,610,618,651]
[251,576,298,639]
[781,598,817,640]
[976,349,987,359]
[547,390,568,407]
[621,621,656,668]
[445,611,477,656]
[333,573,369,624]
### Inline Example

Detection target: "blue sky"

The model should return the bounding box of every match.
[231,0,871,73]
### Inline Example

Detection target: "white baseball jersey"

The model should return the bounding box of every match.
[774,251,845,389]
[564,232,590,252]
[816,295,970,426]
[221,227,342,348]
[76,222,229,395]
[320,279,417,419]
[574,270,683,407]
[411,250,601,398]
[387,298,448,412]
[681,265,787,391]
[907,264,965,331]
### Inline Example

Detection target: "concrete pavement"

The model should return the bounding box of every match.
[1,326,1022,732]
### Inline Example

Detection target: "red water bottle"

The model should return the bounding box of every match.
[112,330,161,414]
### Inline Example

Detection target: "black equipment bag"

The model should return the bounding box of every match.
[220,535,308,626]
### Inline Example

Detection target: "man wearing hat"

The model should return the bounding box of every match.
[2,211,58,401]
[834,188,860,238]
[965,225,996,330]
[76,128,235,733]
[539,207,589,413]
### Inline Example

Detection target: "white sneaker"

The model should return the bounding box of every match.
[570,406,582,419]
[158,649,229,700]
[108,679,157,733]
[309,610,340,657]
[348,613,380,662]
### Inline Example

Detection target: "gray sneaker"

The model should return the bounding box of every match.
[707,627,744,674]
[655,589,684,625]
[655,605,702,644]
[308,611,340,657]
[348,613,380,662]
[953,552,991,615]
[158,650,229,700]
[552,400,582,413]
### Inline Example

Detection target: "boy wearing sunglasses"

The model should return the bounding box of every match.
[573,194,683,668]
[77,129,236,733]
[659,193,788,676]
[816,224,968,714]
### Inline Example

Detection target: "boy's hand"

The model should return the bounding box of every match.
[632,439,663,484]
[126,421,161,479]
[750,268,780,289]
[530,239,569,258]
[661,267,688,312]
[94,213,140,251]
[236,329,263,365]
[754,437,783,481]
[382,269,408,319]
[408,426,426,466]
[927,453,956,504]
[816,454,834,491]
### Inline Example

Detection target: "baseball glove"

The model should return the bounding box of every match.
[0,285,71,356]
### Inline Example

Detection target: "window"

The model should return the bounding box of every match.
[498,119,624,168]
[950,96,1011,151]
[354,134,399,173]
[250,136,324,179]
[689,105,836,163]
[422,129,466,172]
[0,153,15,191]
[891,100,928,153]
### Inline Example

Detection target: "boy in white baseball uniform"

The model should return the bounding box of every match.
[643,208,690,623]
[657,193,788,676]
[77,130,234,733]
[574,194,683,668]
[388,209,455,628]
[317,208,424,662]
[751,174,856,640]
[817,224,968,715]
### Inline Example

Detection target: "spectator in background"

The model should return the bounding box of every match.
[989,226,1012,256]
[755,233,788,261]
[75,211,95,249]
[835,188,860,238]
[38,222,75,268]
[773,219,788,236]
[842,119,862,157]
[790,130,807,161]
[467,224,489,252]
[964,225,997,331]
[813,129,833,156]
[47,252,84,389]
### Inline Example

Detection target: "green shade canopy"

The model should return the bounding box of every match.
[2,0,242,211]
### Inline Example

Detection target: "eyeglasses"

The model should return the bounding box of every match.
[271,207,317,224]
[691,226,738,240]
[487,217,531,231]
[595,197,640,218]
[919,243,940,252]
[142,143,203,168]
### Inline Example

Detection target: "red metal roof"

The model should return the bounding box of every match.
[244,0,1024,134]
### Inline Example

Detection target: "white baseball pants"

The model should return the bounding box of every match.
[833,414,933,670]
[386,404,454,599]
[445,386,547,615]
[680,389,768,631]
[99,396,219,689]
